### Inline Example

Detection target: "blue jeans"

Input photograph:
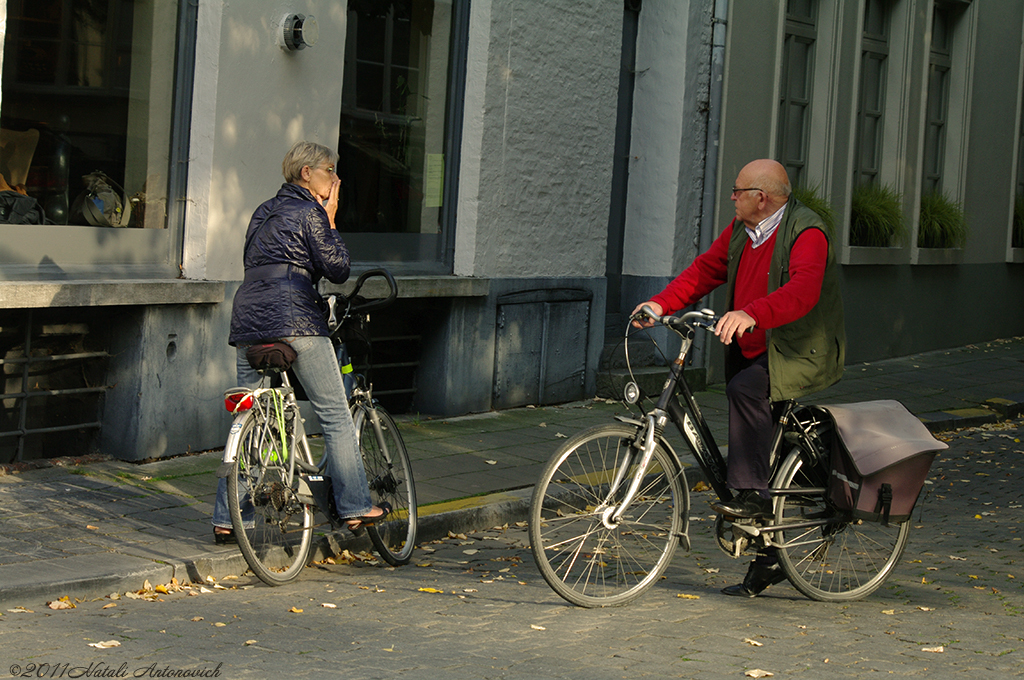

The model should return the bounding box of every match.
[213,335,373,528]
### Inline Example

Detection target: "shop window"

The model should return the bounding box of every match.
[338,0,465,267]
[1,0,181,232]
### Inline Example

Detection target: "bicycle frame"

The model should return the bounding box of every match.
[617,310,833,547]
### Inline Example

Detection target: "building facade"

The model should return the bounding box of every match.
[1,0,1022,463]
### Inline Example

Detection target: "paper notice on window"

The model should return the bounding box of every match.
[425,154,444,208]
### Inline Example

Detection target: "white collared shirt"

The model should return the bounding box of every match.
[745,203,787,248]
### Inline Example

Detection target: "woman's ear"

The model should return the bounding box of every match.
[300,165,312,181]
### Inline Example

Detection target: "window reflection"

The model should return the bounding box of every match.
[339,0,455,263]
[1,0,175,229]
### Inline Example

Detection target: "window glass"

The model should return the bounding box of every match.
[1,0,177,230]
[778,0,817,187]
[855,0,890,189]
[922,5,953,194]
[339,0,457,265]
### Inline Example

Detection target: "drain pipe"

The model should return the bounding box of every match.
[695,0,728,374]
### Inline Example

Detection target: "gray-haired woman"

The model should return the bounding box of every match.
[212,140,387,543]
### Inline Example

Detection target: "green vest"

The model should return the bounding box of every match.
[725,198,846,401]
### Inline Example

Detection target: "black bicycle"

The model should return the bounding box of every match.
[221,269,417,585]
[529,307,913,606]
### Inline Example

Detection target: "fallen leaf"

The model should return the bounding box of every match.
[882,609,895,615]
[950,555,966,561]
[86,525,99,530]
[88,640,121,649]
[745,670,774,678]
[7,607,33,614]
[676,594,700,600]
[288,607,303,613]
[555,433,568,438]
[321,603,337,608]
[415,563,433,567]
[244,640,257,646]
[190,616,203,622]
[47,597,76,610]
[917,606,934,611]
[743,638,764,647]
[463,549,479,555]
[447,531,468,540]
[214,622,227,627]
[485,460,497,465]
[154,584,169,594]
[530,624,546,631]
[922,646,944,653]
[418,588,444,594]
[101,603,117,610]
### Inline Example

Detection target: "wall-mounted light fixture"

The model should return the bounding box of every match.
[280,14,319,51]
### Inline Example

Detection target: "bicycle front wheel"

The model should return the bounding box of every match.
[529,423,687,607]
[773,446,911,601]
[356,405,417,565]
[226,407,315,586]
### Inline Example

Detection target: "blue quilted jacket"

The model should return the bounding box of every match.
[229,183,350,346]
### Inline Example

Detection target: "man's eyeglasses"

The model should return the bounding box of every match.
[731,187,762,195]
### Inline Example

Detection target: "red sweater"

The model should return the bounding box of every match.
[651,220,828,359]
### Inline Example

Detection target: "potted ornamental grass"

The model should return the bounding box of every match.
[849,182,906,248]
[917,190,967,249]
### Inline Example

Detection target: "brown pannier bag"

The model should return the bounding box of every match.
[820,400,948,525]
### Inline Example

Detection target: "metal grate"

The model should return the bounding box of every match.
[0,309,112,464]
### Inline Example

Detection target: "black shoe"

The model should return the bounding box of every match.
[721,561,786,597]
[710,490,772,518]
[213,529,237,545]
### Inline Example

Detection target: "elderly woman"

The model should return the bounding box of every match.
[212,140,386,543]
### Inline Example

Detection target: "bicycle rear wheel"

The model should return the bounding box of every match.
[226,405,315,586]
[356,405,417,565]
[773,446,911,601]
[529,423,687,607]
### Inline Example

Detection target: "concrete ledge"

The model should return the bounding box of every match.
[0,280,225,309]
[322,275,490,299]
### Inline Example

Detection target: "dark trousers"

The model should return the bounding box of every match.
[725,352,772,492]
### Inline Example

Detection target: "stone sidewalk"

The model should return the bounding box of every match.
[2,337,1023,607]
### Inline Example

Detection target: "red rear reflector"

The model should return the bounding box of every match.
[225,392,254,412]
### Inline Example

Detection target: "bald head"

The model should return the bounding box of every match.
[731,160,792,227]
[738,159,791,199]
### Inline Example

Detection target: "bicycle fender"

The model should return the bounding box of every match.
[613,415,692,551]
[219,412,251,470]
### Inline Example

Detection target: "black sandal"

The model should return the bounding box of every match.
[344,502,392,528]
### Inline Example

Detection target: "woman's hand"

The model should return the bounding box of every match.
[324,178,341,229]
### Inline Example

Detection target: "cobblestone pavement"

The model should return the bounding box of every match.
[1,420,1020,679]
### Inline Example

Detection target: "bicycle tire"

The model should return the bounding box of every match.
[355,405,417,565]
[773,445,911,601]
[226,403,315,586]
[529,423,687,607]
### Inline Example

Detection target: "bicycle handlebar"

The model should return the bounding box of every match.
[345,268,398,315]
[634,305,718,332]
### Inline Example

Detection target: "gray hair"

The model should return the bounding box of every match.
[281,141,339,183]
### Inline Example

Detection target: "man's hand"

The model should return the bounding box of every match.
[714,310,756,345]
[630,301,663,328]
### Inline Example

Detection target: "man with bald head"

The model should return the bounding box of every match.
[633,159,845,597]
